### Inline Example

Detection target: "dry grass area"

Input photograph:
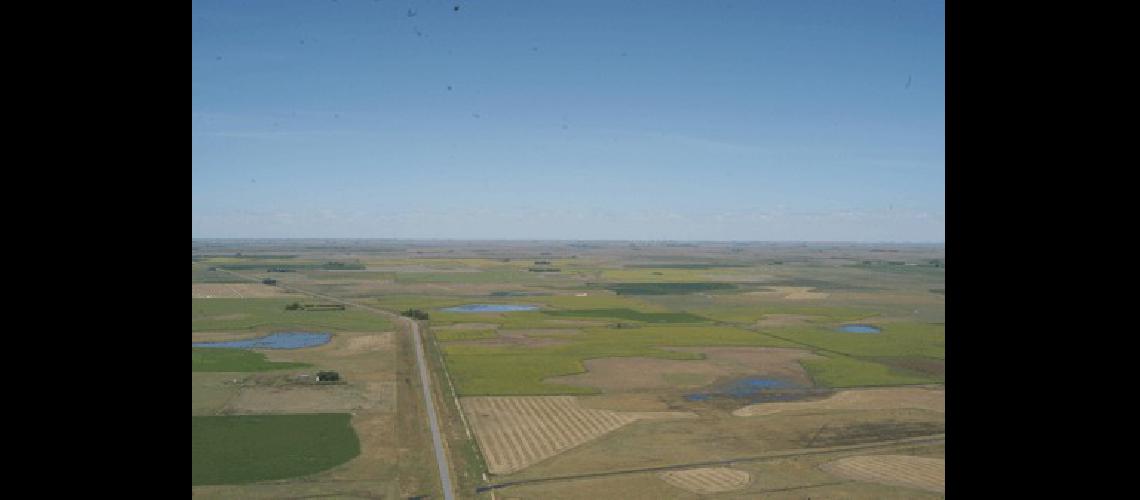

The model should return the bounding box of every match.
[820,454,945,493]
[733,387,945,417]
[222,382,396,414]
[192,283,294,298]
[463,396,696,474]
[194,330,401,497]
[499,328,582,336]
[755,313,818,328]
[548,347,820,392]
[773,286,830,300]
[658,467,751,494]
[337,333,394,355]
[434,322,500,330]
[191,331,261,343]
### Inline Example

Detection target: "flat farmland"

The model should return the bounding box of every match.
[193,240,944,499]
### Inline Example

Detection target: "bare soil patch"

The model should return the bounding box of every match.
[659,467,751,494]
[191,331,263,343]
[733,387,944,417]
[820,455,944,493]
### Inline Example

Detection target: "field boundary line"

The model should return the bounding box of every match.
[477,433,944,493]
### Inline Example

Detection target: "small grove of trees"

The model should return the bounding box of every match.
[285,302,303,310]
[316,371,340,382]
[401,308,430,320]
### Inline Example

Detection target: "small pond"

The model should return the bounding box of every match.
[192,332,331,350]
[441,304,539,312]
[837,324,882,334]
[685,377,816,403]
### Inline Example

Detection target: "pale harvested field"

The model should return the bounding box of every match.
[463,396,696,474]
[733,387,944,417]
[222,382,396,414]
[659,467,751,494]
[192,331,261,343]
[337,333,394,355]
[820,455,945,493]
[773,286,830,300]
[191,283,294,298]
[548,347,820,392]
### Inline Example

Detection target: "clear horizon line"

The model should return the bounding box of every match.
[192,237,944,244]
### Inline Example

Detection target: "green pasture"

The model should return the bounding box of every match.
[192,414,360,485]
[761,322,944,359]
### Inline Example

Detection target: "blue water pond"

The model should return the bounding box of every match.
[837,324,882,334]
[193,332,331,350]
[685,377,803,402]
[442,304,539,312]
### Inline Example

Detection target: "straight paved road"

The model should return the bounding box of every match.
[408,318,455,500]
[217,270,456,500]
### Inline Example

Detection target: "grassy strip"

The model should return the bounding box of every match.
[542,308,709,323]
[192,347,310,372]
[603,282,738,295]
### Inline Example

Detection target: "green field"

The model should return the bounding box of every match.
[192,347,311,372]
[191,414,360,485]
[192,298,390,332]
[602,282,739,295]
[541,308,709,323]
[762,322,945,359]
[441,325,795,395]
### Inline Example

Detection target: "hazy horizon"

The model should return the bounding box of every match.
[193,1,945,242]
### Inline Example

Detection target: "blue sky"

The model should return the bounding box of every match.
[192,0,944,241]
